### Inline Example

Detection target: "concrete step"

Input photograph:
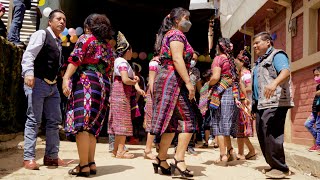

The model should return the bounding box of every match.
[247,137,320,178]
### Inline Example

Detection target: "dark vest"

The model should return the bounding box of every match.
[255,49,294,109]
[34,29,61,81]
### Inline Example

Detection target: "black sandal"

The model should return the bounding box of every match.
[88,162,97,175]
[68,164,90,177]
[170,157,193,177]
[152,156,171,175]
[68,165,79,175]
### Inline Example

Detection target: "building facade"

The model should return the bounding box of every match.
[227,0,320,145]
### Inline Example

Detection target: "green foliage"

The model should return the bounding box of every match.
[0,37,25,134]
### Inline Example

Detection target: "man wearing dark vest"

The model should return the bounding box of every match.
[21,9,68,170]
[252,32,294,178]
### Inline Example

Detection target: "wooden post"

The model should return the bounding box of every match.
[7,0,13,33]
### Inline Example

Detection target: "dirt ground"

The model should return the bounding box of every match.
[0,136,318,180]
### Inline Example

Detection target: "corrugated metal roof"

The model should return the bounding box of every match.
[0,0,38,45]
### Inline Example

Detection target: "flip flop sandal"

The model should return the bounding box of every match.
[116,151,134,159]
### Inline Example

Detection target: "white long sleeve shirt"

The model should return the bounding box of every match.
[21,27,62,77]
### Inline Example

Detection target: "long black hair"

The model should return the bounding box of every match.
[242,49,251,70]
[217,38,233,58]
[154,7,190,54]
[218,38,239,82]
[84,13,112,42]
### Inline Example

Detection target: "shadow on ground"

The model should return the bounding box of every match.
[254,165,295,179]
[188,165,206,176]
[94,165,134,177]
[171,165,206,180]
[202,159,245,167]
[128,147,145,151]
[0,147,44,179]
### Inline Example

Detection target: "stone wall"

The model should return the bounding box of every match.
[0,37,26,134]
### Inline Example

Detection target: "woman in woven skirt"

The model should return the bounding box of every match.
[108,31,145,159]
[206,38,240,166]
[235,49,256,160]
[150,7,196,177]
[143,55,160,160]
[62,14,114,176]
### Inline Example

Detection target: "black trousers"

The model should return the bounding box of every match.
[256,107,289,172]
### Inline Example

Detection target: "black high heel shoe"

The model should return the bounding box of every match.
[88,162,96,175]
[68,164,90,177]
[170,157,193,177]
[152,156,171,175]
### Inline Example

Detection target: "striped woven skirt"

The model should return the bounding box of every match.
[208,87,238,137]
[108,77,133,136]
[237,108,254,138]
[150,66,196,135]
[144,88,153,132]
[65,70,110,137]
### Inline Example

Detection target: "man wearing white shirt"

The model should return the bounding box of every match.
[21,9,68,170]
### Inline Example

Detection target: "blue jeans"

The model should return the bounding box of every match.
[7,0,26,43]
[24,78,62,160]
[304,112,320,145]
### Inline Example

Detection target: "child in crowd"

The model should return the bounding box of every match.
[198,69,218,149]
[235,49,256,160]
[143,55,160,160]
[108,31,145,158]
[128,62,146,145]
[305,66,320,151]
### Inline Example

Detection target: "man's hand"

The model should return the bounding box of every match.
[315,90,320,96]
[24,75,35,88]
[264,81,277,99]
